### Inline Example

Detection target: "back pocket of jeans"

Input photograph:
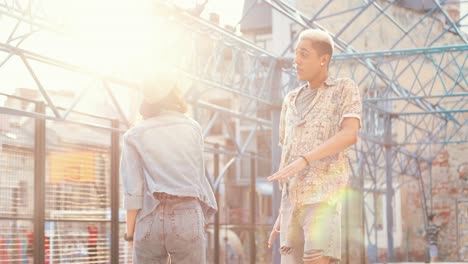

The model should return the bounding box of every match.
[172,207,201,242]
[134,213,156,241]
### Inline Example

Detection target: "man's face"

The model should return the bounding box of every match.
[294,39,328,82]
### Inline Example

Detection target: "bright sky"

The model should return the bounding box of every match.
[1,0,245,83]
[0,0,246,109]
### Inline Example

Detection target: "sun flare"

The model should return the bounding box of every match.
[42,0,184,79]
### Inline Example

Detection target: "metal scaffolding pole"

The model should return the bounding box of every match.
[33,102,46,264]
[110,119,120,264]
[384,114,394,261]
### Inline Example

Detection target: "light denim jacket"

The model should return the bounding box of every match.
[120,111,217,222]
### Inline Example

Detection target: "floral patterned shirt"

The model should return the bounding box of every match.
[279,76,362,208]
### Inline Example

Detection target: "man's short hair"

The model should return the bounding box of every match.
[298,29,334,57]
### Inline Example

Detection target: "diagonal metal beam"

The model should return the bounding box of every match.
[19,54,61,118]
[430,0,467,43]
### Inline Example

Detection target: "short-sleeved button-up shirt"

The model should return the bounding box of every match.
[279,76,362,208]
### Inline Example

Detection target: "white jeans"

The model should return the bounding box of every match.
[280,189,341,264]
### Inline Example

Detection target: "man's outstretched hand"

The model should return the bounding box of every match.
[267,158,307,181]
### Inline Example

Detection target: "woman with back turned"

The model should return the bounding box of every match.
[120,69,217,264]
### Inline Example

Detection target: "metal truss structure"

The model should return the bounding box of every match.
[0,0,467,263]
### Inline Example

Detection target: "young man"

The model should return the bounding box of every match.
[120,69,217,263]
[267,29,362,264]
